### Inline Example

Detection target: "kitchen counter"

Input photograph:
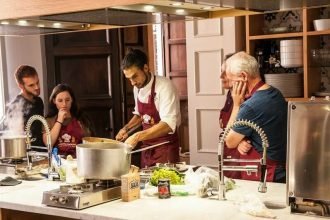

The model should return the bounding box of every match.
[0,174,323,220]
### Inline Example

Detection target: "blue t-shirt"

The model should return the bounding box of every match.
[233,86,287,163]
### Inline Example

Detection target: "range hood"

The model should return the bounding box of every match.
[0,0,329,36]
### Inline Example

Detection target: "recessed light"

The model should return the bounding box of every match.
[53,22,62,27]
[18,20,28,25]
[144,5,155,11]
[1,21,9,25]
[170,2,183,6]
[37,24,45,28]
[175,9,185,14]
[201,6,213,10]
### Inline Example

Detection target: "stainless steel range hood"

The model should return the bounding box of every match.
[0,0,329,36]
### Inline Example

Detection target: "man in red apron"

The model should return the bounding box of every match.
[224,52,287,183]
[116,49,181,168]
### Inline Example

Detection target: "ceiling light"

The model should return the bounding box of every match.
[18,20,28,25]
[37,24,45,28]
[144,5,155,11]
[170,3,183,6]
[201,6,213,10]
[175,9,185,14]
[53,22,62,27]
[1,21,9,25]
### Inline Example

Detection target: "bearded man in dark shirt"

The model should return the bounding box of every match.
[4,65,45,151]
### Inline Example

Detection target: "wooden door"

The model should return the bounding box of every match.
[186,17,245,167]
[164,20,189,154]
[45,30,122,138]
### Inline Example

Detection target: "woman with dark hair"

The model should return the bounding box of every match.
[43,84,93,158]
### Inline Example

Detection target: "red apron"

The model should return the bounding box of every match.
[138,76,180,168]
[240,148,279,182]
[219,91,241,179]
[239,81,281,182]
[57,118,84,158]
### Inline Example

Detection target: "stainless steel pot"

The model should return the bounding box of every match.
[77,142,131,180]
[76,141,169,180]
[0,135,27,159]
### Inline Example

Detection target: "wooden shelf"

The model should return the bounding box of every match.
[307,30,330,36]
[286,97,309,102]
[246,7,330,99]
[249,32,303,40]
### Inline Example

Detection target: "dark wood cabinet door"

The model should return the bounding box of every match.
[45,30,122,138]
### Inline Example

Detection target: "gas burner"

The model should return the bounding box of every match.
[0,158,25,165]
[96,179,120,188]
[59,182,97,193]
[42,179,122,209]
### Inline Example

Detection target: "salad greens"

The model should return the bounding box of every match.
[150,168,184,186]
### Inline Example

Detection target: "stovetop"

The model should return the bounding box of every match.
[42,180,121,210]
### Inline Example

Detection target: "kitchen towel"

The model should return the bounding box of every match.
[0,176,22,186]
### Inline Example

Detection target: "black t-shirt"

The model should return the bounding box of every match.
[4,94,45,150]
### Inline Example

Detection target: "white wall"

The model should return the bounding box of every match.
[1,35,46,103]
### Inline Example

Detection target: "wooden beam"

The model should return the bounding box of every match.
[0,0,150,20]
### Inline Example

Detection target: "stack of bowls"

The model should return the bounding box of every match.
[280,39,303,68]
[265,73,303,97]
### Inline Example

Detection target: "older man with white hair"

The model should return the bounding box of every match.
[224,51,287,183]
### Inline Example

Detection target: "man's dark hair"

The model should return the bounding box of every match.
[121,48,148,71]
[14,65,38,85]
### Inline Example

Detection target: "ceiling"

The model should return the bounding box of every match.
[0,0,329,36]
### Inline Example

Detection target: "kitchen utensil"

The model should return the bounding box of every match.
[125,124,142,136]
[129,141,170,154]
[76,141,170,179]
[0,134,27,159]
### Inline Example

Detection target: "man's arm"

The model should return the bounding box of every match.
[125,121,172,147]
[115,115,142,142]
[225,130,245,148]
[125,78,179,147]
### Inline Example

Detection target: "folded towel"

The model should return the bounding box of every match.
[0,176,22,186]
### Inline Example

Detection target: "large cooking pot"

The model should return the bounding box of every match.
[76,141,169,180]
[0,134,27,159]
[76,142,132,180]
[82,137,121,144]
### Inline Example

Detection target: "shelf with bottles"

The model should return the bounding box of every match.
[247,10,303,38]
[250,38,304,69]
[307,34,330,96]
[308,34,330,67]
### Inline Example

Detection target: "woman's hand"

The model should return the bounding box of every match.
[231,80,247,107]
[237,139,252,155]
[57,108,68,122]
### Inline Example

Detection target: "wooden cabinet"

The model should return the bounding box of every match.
[245,7,330,100]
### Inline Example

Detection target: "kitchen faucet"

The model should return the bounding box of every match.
[25,115,59,180]
[218,119,268,200]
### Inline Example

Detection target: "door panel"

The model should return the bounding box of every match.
[164,19,189,153]
[186,17,244,167]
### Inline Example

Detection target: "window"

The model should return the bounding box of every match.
[152,14,164,76]
[0,38,5,121]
